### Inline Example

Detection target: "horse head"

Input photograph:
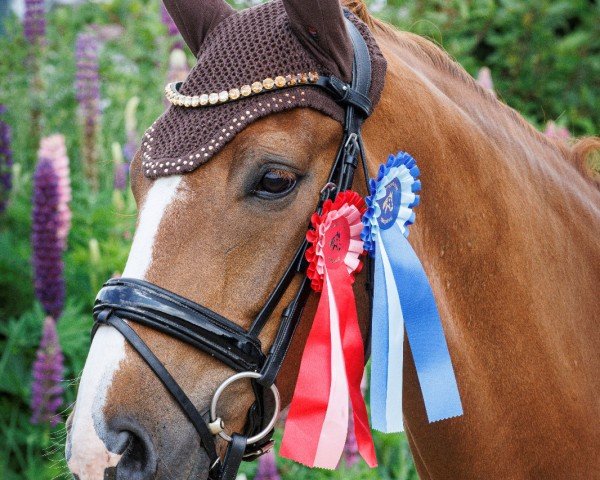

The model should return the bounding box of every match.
[66,0,600,478]
[66,0,383,478]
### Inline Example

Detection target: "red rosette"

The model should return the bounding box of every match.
[282,189,376,469]
[305,190,366,292]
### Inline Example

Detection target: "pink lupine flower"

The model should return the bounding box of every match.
[476,67,495,94]
[544,121,570,140]
[38,135,71,249]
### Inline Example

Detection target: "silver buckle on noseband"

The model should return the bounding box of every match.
[210,371,280,445]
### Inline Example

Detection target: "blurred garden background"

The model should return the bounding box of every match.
[0,0,598,478]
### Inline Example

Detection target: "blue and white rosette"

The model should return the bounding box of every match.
[362,152,463,432]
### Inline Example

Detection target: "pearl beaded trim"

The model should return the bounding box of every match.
[165,72,320,107]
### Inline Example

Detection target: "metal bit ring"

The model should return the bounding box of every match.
[209,371,280,444]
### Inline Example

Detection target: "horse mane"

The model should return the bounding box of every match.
[343,0,600,188]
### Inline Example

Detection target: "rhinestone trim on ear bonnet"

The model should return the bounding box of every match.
[165,72,320,107]
[141,0,387,178]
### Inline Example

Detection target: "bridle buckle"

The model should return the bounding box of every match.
[242,440,275,461]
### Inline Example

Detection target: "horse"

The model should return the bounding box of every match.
[66,0,600,478]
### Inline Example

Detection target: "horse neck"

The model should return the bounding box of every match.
[361,32,600,360]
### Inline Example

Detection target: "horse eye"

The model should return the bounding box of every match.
[254,169,297,198]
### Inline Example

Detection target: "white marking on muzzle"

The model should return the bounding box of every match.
[68,176,183,479]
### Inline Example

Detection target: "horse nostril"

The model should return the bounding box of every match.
[115,428,157,480]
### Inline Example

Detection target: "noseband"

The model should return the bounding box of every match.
[93,16,372,480]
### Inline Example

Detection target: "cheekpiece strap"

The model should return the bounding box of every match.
[218,434,248,480]
[315,15,372,120]
[254,17,374,390]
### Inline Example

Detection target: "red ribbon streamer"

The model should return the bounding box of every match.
[329,265,377,467]
[280,192,376,468]
[280,275,332,466]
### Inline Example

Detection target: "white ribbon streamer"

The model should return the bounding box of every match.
[377,234,405,432]
[313,273,350,468]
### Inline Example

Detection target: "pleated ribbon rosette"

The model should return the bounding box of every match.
[280,190,377,469]
[362,152,463,433]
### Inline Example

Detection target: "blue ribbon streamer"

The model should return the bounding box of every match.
[364,152,462,431]
[370,245,390,431]
[381,226,463,423]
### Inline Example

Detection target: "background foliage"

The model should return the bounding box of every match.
[375,0,600,135]
[0,0,597,478]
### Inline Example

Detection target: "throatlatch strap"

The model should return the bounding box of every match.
[94,310,219,465]
[219,434,247,480]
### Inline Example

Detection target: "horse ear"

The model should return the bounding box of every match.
[282,0,353,82]
[162,0,235,56]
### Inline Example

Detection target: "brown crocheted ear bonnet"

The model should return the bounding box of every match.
[141,0,387,178]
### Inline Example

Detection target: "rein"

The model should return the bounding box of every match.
[92,16,373,480]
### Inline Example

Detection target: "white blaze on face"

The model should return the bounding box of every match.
[68,176,183,479]
[122,175,184,278]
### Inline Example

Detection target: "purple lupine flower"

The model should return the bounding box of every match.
[112,142,128,191]
[25,0,46,145]
[75,32,100,190]
[161,3,180,38]
[31,316,64,426]
[254,449,280,480]
[0,105,12,214]
[123,136,138,164]
[32,156,65,319]
[114,161,128,191]
[344,406,360,467]
[476,67,495,94]
[38,135,71,249]
[23,0,46,45]
[161,2,184,50]
[544,121,570,140]
[123,96,140,163]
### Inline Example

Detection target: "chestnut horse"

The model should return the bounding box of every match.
[66,1,600,479]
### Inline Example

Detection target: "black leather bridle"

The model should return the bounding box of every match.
[92,15,373,480]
